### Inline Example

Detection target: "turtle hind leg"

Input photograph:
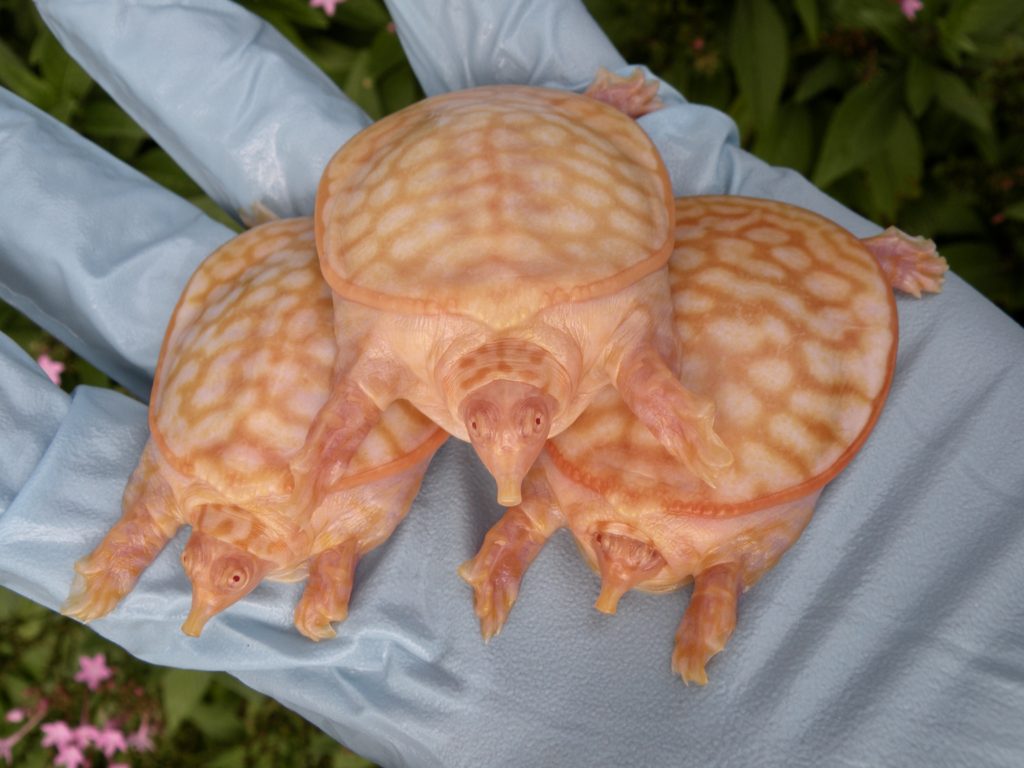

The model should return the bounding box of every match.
[459,469,564,641]
[671,562,743,686]
[584,67,663,117]
[63,440,181,622]
[591,529,666,614]
[612,342,732,487]
[294,539,358,641]
[862,227,948,297]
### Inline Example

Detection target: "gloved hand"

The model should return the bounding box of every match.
[2,2,1023,767]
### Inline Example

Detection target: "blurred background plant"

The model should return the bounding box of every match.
[1,0,1022,765]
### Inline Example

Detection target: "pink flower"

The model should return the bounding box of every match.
[73,724,99,749]
[40,721,75,749]
[36,353,65,386]
[3,710,24,724]
[54,743,87,768]
[126,719,154,752]
[74,653,113,691]
[93,725,127,758]
[0,737,13,765]
[900,0,923,19]
[310,0,345,16]
[692,37,706,52]
[386,20,396,34]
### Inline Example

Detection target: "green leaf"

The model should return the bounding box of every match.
[0,39,54,106]
[865,110,923,220]
[752,103,815,175]
[794,0,820,45]
[75,98,147,140]
[943,0,1024,49]
[28,29,92,122]
[933,70,993,134]
[213,672,268,706]
[1003,200,1024,222]
[133,147,204,198]
[333,751,376,768]
[794,56,847,103]
[379,65,421,115]
[342,49,382,119]
[941,240,1010,302]
[728,0,788,133]
[901,191,985,238]
[309,38,359,85]
[19,634,57,682]
[161,668,212,735]
[333,0,390,30]
[368,27,406,77]
[74,358,112,389]
[811,76,902,189]
[207,746,247,768]
[905,57,934,118]
[190,702,245,742]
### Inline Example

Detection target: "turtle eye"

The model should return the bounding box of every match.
[214,557,252,592]
[466,405,498,440]
[514,399,549,438]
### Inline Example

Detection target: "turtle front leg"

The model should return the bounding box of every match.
[63,440,181,622]
[459,467,565,640]
[294,539,358,641]
[610,342,732,487]
[290,381,383,508]
[862,227,948,297]
[672,562,743,686]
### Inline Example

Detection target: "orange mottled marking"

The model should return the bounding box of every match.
[316,86,675,326]
[549,196,897,515]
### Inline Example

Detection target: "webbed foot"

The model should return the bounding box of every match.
[671,562,743,686]
[459,472,563,640]
[614,345,733,487]
[862,227,948,297]
[63,561,139,622]
[294,540,357,641]
[63,441,179,622]
[584,67,663,118]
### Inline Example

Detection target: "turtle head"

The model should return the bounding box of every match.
[180,531,272,637]
[460,379,557,506]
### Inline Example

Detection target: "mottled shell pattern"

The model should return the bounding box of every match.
[151,219,440,506]
[316,86,675,327]
[550,196,898,514]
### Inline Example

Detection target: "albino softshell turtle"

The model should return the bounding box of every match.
[63,218,446,639]
[292,81,732,510]
[461,196,947,684]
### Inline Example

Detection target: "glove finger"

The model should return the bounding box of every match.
[0,89,231,398]
[384,0,625,95]
[36,0,370,221]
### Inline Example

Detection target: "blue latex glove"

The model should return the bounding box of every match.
[2,1,1023,766]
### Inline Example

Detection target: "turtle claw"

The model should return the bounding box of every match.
[294,605,341,642]
[862,227,948,298]
[62,569,127,622]
[459,542,527,642]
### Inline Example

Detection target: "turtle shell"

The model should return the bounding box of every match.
[150,217,442,500]
[316,85,674,326]
[547,196,897,515]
